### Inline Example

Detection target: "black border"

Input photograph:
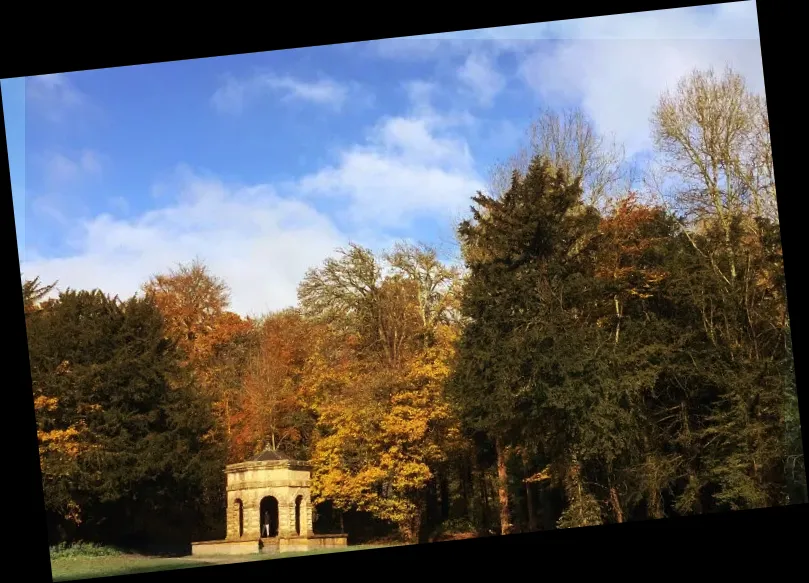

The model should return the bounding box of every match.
[3,1,805,581]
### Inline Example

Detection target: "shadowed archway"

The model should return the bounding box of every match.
[259,496,279,538]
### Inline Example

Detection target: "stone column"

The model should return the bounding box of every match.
[226,500,238,540]
[277,502,292,538]
[290,502,298,536]
[243,499,261,539]
[304,495,314,536]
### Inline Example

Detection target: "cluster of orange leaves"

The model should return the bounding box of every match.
[595,193,669,300]
[229,311,317,461]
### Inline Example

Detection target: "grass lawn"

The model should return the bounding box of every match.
[50,545,391,581]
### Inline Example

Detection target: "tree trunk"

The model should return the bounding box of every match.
[479,468,490,532]
[521,452,538,532]
[425,479,440,535]
[439,474,451,521]
[609,486,624,523]
[224,394,231,438]
[525,481,538,531]
[462,458,474,522]
[495,438,512,535]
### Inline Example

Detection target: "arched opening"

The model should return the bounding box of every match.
[259,496,279,538]
[295,495,303,536]
[235,498,244,537]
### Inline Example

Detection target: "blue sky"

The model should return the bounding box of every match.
[3,1,764,317]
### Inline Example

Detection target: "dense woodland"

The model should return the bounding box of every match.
[25,67,805,548]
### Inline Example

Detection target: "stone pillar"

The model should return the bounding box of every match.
[289,502,298,536]
[244,500,261,539]
[226,500,239,540]
[304,495,314,536]
[278,502,293,537]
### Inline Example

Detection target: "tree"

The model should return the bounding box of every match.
[231,309,316,461]
[302,244,463,542]
[488,107,627,208]
[142,259,253,442]
[451,156,601,534]
[26,288,222,544]
[22,276,57,315]
[298,244,382,337]
[309,323,461,542]
[650,66,774,282]
[385,242,463,338]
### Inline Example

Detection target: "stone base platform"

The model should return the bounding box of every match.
[191,534,348,557]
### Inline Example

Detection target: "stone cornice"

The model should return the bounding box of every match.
[227,480,311,492]
[225,460,312,473]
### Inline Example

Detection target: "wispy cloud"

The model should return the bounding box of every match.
[297,85,482,228]
[517,3,763,155]
[457,52,506,107]
[374,2,758,43]
[42,149,103,185]
[363,2,763,157]
[212,72,364,114]
[26,73,88,122]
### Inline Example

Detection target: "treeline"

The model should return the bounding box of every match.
[25,66,804,547]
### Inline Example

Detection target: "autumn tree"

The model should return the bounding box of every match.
[309,321,462,542]
[650,66,794,510]
[142,259,253,442]
[231,309,317,462]
[301,243,463,542]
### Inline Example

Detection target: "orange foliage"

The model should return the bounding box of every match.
[229,310,316,461]
[596,193,669,300]
[142,260,254,445]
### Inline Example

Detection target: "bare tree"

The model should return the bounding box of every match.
[650,66,776,281]
[487,107,627,209]
[385,241,462,334]
[298,242,461,366]
[297,243,382,334]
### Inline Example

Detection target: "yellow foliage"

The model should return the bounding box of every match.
[37,422,88,460]
[34,395,59,412]
[308,323,463,540]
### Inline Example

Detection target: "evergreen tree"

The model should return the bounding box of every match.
[27,289,224,545]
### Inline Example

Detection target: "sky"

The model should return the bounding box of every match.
[3,1,765,318]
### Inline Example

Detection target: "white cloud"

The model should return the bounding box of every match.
[297,86,483,227]
[363,2,764,156]
[517,3,764,155]
[21,168,347,318]
[212,72,362,114]
[26,73,87,122]
[457,52,506,107]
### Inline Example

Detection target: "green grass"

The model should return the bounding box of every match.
[50,544,393,581]
[51,555,206,581]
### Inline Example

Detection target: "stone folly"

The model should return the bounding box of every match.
[191,449,348,556]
